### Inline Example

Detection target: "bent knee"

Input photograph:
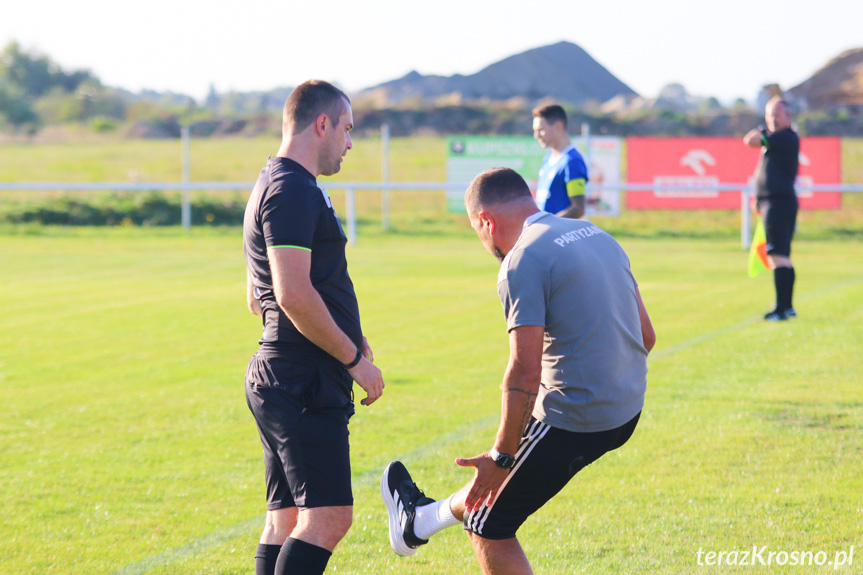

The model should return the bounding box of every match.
[268,507,298,526]
[328,508,353,535]
[296,506,353,547]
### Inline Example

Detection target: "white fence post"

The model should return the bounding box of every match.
[381,124,390,232]
[581,122,591,220]
[181,126,191,230]
[741,186,751,250]
[346,187,357,246]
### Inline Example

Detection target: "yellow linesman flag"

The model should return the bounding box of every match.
[748,216,770,278]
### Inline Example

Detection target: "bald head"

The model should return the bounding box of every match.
[465,168,535,216]
[766,96,792,132]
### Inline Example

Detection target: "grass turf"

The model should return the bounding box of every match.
[0,225,861,574]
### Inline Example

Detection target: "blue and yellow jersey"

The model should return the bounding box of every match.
[535,144,588,214]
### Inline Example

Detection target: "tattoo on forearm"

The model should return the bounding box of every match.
[506,388,538,399]
[506,388,538,433]
[518,409,533,434]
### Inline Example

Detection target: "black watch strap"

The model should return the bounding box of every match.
[489,447,516,469]
[342,347,363,370]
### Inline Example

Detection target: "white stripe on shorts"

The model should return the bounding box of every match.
[466,420,551,535]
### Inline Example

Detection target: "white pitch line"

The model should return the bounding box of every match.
[114,415,498,575]
[115,273,863,574]
[650,273,863,360]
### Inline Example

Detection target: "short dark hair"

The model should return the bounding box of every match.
[283,80,350,136]
[465,168,533,215]
[532,104,567,128]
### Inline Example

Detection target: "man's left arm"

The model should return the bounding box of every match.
[457,324,544,511]
[556,155,588,219]
[636,286,655,352]
[556,180,585,219]
[246,269,262,318]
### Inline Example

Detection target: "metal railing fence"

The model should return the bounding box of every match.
[1,181,861,248]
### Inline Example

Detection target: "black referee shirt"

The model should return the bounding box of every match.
[243,157,363,353]
[755,128,799,201]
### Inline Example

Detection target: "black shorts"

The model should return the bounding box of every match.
[464,412,641,540]
[758,198,798,257]
[245,351,354,510]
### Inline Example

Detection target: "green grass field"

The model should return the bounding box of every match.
[1,134,861,573]
[1,135,861,183]
[1,224,861,574]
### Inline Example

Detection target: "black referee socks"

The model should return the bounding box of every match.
[275,537,332,575]
[774,266,795,312]
[255,543,282,575]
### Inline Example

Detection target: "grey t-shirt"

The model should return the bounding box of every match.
[497,212,648,433]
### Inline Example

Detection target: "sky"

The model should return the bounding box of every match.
[3,0,861,104]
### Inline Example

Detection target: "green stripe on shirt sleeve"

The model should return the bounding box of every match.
[760,133,770,149]
[268,245,312,251]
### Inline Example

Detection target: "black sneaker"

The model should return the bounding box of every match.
[764,306,797,319]
[764,309,788,321]
[381,461,435,557]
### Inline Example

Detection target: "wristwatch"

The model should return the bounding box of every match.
[489,447,516,469]
[342,347,363,370]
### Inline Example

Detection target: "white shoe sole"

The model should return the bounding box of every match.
[381,465,418,557]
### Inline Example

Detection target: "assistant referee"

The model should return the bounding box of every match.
[744,96,800,321]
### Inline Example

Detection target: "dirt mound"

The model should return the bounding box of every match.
[356,41,637,107]
[789,48,863,110]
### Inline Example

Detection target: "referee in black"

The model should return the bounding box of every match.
[744,96,800,321]
[243,80,385,575]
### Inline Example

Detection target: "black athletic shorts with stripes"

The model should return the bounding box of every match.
[464,412,641,540]
[245,349,355,510]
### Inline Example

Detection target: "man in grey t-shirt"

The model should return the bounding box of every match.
[498,206,648,433]
[381,168,656,574]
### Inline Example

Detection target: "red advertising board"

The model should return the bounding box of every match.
[626,137,841,210]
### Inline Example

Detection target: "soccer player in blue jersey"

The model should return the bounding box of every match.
[532,104,589,219]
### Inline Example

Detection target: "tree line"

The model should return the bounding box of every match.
[2,41,860,138]
[0,41,291,136]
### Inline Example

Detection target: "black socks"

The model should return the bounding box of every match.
[773,266,795,311]
[274,537,332,575]
[255,544,282,575]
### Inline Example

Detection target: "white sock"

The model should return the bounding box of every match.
[413,494,460,540]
